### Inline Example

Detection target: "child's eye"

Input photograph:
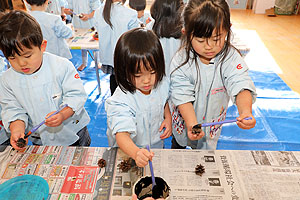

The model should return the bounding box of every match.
[150,70,156,74]
[197,39,205,43]
[134,74,141,78]
[24,54,32,58]
[213,37,221,42]
[8,56,15,60]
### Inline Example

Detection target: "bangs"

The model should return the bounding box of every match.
[0,11,42,58]
[190,4,224,38]
[3,35,38,57]
[114,28,165,93]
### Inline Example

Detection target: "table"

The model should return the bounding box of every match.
[67,28,101,94]
[1,145,300,199]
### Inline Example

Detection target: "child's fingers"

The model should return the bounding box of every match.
[135,149,152,167]
[160,128,171,139]
[188,130,205,140]
[159,123,164,132]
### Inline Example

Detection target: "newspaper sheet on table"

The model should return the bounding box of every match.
[0,146,117,200]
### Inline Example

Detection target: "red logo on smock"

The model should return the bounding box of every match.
[236,64,243,69]
[74,74,80,79]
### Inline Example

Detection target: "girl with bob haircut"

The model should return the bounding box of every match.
[170,0,257,149]
[148,0,184,76]
[105,28,172,167]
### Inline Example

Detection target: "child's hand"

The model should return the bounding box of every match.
[187,124,205,141]
[134,148,154,168]
[159,118,172,139]
[10,131,27,150]
[45,111,64,127]
[79,13,89,21]
[64,8,72,15]
[236,114,256,129]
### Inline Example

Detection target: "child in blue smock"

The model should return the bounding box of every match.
[94,0,140,95]
[26,0,73,59]
[147,0,183,76]
[0,11,91,150]
[129,0,151,27]
[170,0,257,149]
[0,54,10,146]
[65,0,101,71]
[46,0,67,21]
[105,28,172,167]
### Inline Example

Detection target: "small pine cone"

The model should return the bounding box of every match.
[195,164,205,176]
[98,158,106,168]
[118,158,132,173]
[16,138,26,148]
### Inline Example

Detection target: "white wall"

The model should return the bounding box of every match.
[253,0,276,14]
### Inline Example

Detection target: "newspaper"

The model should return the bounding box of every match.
[0,146,117,200]
[142,149,300,200]
[2,147,300,199]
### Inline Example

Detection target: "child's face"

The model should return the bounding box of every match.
[7,40,47,74]
[137,10,144,19]
[134,64,156,95]
[191,28,227,64]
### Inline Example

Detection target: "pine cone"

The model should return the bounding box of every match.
[98,158,106,168]
[16,138,26,148]
[118,158,133,173]
[195,164,205,176]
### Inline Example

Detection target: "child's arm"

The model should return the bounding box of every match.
[9,120,26,150]
[116,132,154,168]
[178,102,205,141]
[44,106,74,127]
[235,90,256,129]
[159,103,172,139]
[54,16,73,39]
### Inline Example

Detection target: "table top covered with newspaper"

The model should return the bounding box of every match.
[0,146,299,199]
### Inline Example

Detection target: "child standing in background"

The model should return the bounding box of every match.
[148,0,183,76]
[0,11,91,150]
[26,0,73,59]
[170,0,257,149]
[46,0,67,21]
[129,0,151,27]
[94,0,140,95]
[106,28,172,167]
[65,0,101,71]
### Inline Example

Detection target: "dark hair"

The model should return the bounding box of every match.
[25,0,47,6]
[114,28,165,93]
[0,10,43,58]
[0,0,10,12]
[150,0,183,38]
[180,0,232,67]
[103,0,126,28]
[129,0,146,11]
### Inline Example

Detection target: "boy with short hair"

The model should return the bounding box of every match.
[0,10,91,150]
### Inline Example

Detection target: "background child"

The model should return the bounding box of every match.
[46,0,67,21]
[170,0,257,149]
[148,0,183,76]
[26,0,73,59]
[94,0,140,95]
[0,10,91,150]
[65,0,101,71]
[129,0,151,27]
[105,28,172,167]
